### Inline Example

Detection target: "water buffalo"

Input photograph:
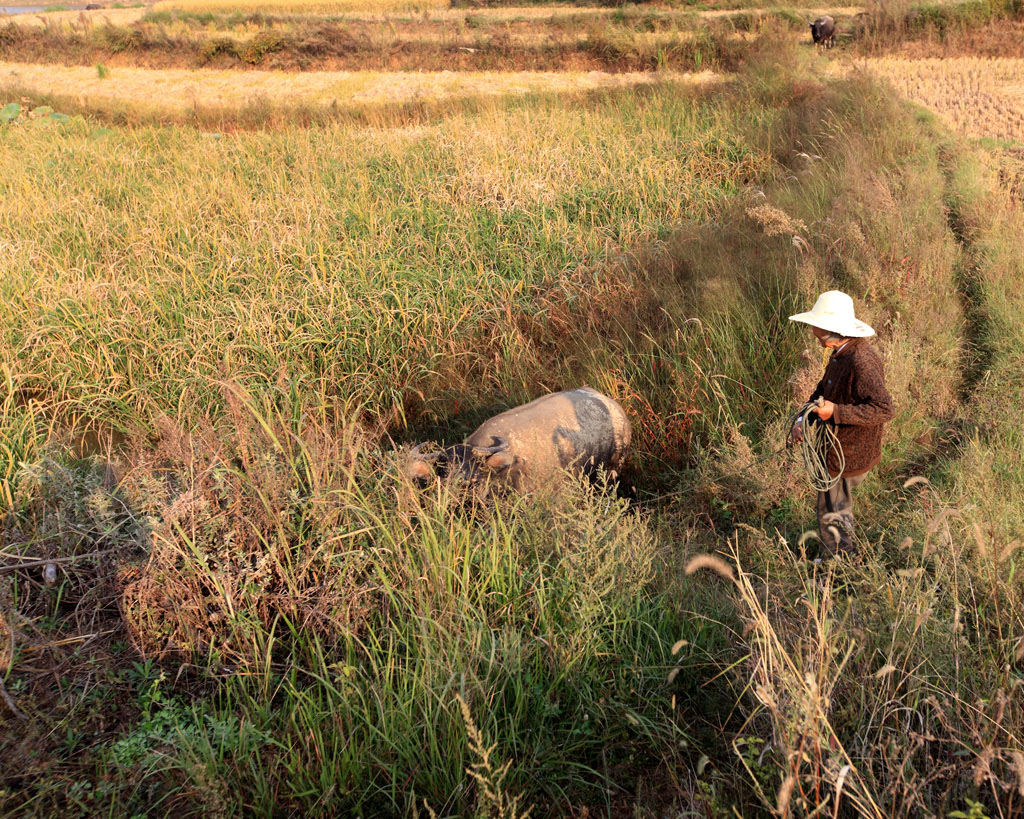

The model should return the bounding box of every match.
[406,387,631,492]
[84,4,102,8]
[810,15,836,47]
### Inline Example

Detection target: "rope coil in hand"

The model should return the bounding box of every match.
[789,400,844,492]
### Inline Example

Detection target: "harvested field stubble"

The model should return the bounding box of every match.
[864,56,1024,143]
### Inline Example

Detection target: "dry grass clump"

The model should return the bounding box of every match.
[724,538,887,818]
[455,695,533,819]
[865,57,1024,143]
[696,419,805,520]
[119,401,383,666]
[745,202,808,238]
[988,146,1024,201]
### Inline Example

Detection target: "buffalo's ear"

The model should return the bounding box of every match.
[408,458,435,483]
[485,451,515,471]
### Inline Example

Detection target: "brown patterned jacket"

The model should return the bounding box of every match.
[808,338,894,477]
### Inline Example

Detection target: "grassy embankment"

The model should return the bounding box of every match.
[0,4,788,72]
[2,33,1024,819]
[854,0,1024,50]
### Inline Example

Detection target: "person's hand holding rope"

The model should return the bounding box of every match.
[787,398,845,492]
[789,397,837,445]
[812,398,836,421]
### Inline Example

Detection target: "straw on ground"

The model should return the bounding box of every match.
[862,56,1024,143]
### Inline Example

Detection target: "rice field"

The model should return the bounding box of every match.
[153,0,446,13]
[4,1,1024,816]
[0,6,146,25]
[865,56,1024,143]
[0,60,711,114]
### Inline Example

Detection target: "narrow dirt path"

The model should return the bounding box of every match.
[940,149,996,401]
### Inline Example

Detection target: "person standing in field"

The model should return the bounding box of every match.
[789,291,895,558]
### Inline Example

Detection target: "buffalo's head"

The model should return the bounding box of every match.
[405,436,514,487]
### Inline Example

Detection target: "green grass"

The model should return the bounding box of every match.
[3,40,1024,818]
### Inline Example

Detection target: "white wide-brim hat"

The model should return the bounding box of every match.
[789,290,875,338]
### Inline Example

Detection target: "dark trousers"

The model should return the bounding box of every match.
[816,473,865,557]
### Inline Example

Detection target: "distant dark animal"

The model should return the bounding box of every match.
[405,387,631,492]
[84,4,101,8]
[810,15,836,48]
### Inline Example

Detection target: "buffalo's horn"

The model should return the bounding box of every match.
[471,436,509,457]
[410,442,442,461]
